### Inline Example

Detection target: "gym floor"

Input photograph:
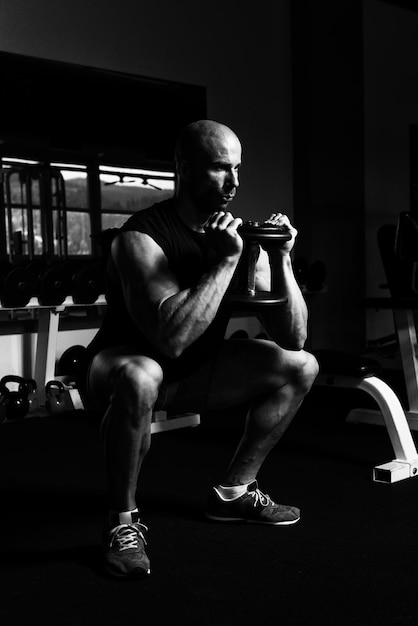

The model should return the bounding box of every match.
[1,373,418,626]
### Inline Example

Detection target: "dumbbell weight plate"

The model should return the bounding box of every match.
[72,264,101,304]
[38,265,71,306]
[227,291,288,310]
[238,221,292,241]
[0,261,15,307]
[26,260,48,290]
[58,344,87,376]
[0,266,37,308]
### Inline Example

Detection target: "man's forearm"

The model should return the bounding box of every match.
[157,256,238,358]
[259,255,308,350]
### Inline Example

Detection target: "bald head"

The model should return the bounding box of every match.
[174,119,242,215]
[175,120,241,171]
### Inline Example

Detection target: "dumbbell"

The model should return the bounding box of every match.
[0,261,37,308]
[71,261,104,304]
[27,260,71,306]
[57,260,103,305]
[228,221,292,309]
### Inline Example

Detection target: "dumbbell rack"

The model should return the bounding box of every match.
[1,297,200,434]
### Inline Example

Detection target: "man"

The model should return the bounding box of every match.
[85,119,318,579]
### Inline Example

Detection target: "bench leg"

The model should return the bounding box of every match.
[356,377,418,483]
[151,412,200,434]
[316,373,418,483]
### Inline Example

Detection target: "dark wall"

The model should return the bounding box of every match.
[0,51,206,168]
[292,0,365,351]
[0,0,294,222]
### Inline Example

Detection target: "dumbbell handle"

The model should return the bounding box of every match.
[237,222,292,296]
[243,241,259,296]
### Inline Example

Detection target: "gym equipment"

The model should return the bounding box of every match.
[0,278,199,431]
[27,260,71,306]
[395,211,418,262]
[0,261,37,308]
[56,260,103,305]
[0,400,6,425]
[0,375,30,420]
[25,378,38,413]
[362,216,418,435]
[4,168,37,260]
[228,329,249,340]
[70,261,104,305]
[228,221,292,309]
[315,214,418,483]
[314,350,418,483]
[4,164,68,261]
[255,332,269,340]
[1,162,75,307]
[58,344,87,376]
[45,380,68,415]
[25,258,104,307]
[44,379,85,413]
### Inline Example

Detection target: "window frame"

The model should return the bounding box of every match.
[0,155,176,263]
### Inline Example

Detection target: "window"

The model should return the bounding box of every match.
[1,158,175,262]
[99,165,175,230]
[2,158,44,259]
[51,163,91,256]
[0,52,204,263]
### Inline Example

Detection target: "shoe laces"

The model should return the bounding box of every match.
[109,522,148,552]
[249,487,273,508]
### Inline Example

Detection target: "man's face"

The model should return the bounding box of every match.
[184,132,242,215]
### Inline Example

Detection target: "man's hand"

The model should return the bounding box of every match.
[262,212,297,257]
[204,211,244,262]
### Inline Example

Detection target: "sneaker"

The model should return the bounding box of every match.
[205,480,300,526]
[103,511,151,578]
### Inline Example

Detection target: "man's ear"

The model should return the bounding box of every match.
[177,159,190,180]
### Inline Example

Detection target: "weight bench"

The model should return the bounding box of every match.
[314,349,418,483]
[311,214,418,483]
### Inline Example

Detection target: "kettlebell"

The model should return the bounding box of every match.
[25,378,38,413]
[0,395,7,425]
[0,375,30,420]
[45,380,67,415]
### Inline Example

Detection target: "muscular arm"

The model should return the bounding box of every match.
[255,215,308,350]
[112,212,242,359]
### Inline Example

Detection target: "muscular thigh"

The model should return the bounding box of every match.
[87,346,163,415]
[205,338,306,411]
[86,340,310,417]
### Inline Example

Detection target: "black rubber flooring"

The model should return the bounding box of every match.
[1,382,418,626]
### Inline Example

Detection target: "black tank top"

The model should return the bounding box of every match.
[86,199,231,380]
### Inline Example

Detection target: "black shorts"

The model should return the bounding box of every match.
[154,354,218,414]
[81,350,219,416]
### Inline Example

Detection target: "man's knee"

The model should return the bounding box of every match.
[265,344,318,394]
[290,350,319,395]
[110,357,164,416]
